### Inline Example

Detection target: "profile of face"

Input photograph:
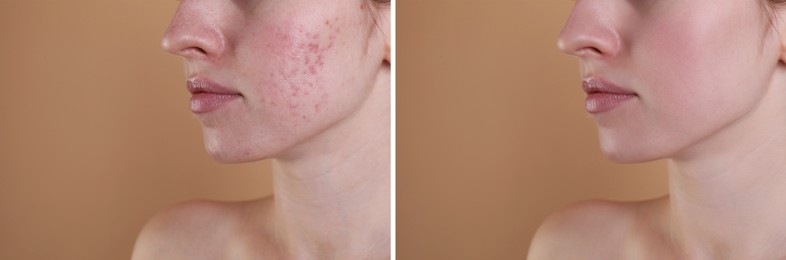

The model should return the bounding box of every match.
[558,0,784,162]
[162,0,389,163]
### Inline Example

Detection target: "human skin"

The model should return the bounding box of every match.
[130,0,390,259]
[528,0,786,259]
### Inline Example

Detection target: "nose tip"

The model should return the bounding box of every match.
[556,0,621,59]
[160,3,224,60]
[161,32,176,54]
[161,27,208,58]
[556,36,571,54]
[557,33,605,58]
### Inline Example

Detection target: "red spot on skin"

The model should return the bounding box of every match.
[316,55,324,67]
[308,65,317,75]
[360,3,365,10]
[325,19,330,25]
[314,104,321,112]
[308,43,320,53]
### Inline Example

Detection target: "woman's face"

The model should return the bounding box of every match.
[559,0,784,162]
[163,0,389,162]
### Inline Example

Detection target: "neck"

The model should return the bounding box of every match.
[666,74,786,259]
[268,71,390,259]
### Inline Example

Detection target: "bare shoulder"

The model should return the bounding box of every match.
[131,199,242,260]
[527,199,641,259]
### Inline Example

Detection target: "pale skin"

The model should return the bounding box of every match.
[529,0,786,259]
[131,0,390,259]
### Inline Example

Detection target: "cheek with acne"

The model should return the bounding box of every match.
[252,17,345,121]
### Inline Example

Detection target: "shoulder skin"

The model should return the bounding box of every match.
[131,200,237,260]
[527,199,637,260]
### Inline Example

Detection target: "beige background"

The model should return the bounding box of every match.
[0,1,272,259]
[397,0,668,258]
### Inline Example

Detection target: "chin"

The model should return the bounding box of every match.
[201,135,270,164]
[204,147,256,163]
[598,139,662,164]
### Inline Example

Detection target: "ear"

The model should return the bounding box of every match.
[780,35,786,64]
[379,7,391,64]
[779,26,786,63]
[773,10,786,63]
[384,40,391,64]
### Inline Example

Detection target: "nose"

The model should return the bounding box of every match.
[557,0,621,59]
[161,1,226,60]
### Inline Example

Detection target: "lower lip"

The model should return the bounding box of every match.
[190,93,242,114]
[585,93,637,113]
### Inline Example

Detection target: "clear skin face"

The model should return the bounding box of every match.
[558,0,783,163]
[162,0,387,163]
[530,0,786,258]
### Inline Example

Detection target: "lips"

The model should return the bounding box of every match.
[187,79,242,114]
[582,79,637,114]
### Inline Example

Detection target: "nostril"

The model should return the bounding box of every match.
[583,47,603,55]
[568,46,604,59]
[183,46,208,56]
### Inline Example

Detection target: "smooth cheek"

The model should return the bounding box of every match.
[621,6,767,160]
[643,17,707,109]
[643,9,761,120]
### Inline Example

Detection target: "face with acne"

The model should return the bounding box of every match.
[162,0,389,162]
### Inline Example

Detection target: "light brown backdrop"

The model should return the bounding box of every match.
[397,0,668,258]
[0,1,273,259]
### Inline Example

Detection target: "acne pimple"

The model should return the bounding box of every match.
[307,43,319,53]
[311,93,328,113]
[262,17,342,116]
[316,55,324,66]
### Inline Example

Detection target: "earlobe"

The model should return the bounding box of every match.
[778,23,786,62]
[776,32,786,63]
[774,13,786,63]
[379,9,391,65]
[384,42,391,64]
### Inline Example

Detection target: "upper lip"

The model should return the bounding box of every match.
[187,78,242,95]
[582,78,637,95]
